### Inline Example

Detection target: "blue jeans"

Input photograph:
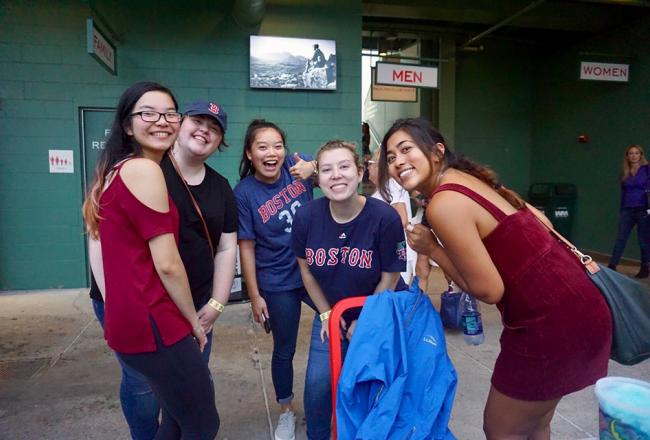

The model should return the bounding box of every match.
[261,286,316,405]
[92,299,213,440]
[610,207,650,266]
[304,315,349,440]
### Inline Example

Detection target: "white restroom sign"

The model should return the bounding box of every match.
[580,62,628,82]
[49,150,74,173]
[376,62,438,88]
[554,208,569,218]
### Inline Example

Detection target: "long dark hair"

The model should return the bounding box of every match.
[378,118,525,209]
[238,119,288,179]
[82,81,178,238]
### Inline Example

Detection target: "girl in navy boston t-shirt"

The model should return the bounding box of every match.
[234,119,317,440]
[291,140,407,440]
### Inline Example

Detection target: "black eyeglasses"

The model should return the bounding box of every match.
[131,111,182,123]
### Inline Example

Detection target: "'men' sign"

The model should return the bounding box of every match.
[580,62,628,83]
[376,62,438,88]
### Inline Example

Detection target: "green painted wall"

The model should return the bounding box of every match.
[0,0,362,290]
[454,40,533,196]
[531,18,650,256]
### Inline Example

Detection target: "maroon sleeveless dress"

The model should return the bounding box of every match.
[432,184,612,401]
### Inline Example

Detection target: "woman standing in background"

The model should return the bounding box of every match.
[366,148,416,284]
[608,144,650,278]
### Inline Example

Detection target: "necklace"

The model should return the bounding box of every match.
[435,168,447,186]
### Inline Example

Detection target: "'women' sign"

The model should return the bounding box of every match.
[580,62,628,82]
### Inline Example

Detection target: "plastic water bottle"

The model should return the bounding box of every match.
[460,292,485,345]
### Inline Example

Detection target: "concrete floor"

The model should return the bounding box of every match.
[1,266,649,440]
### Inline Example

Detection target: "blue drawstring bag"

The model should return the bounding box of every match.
[440,286,463,330]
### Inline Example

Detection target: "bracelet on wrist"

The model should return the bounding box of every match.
[319,310,332,322]
[207,298,225,313]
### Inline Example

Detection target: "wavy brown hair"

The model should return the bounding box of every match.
[621,144,647,181]
[378,118,525,209]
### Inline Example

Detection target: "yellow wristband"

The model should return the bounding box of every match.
[207,298,225,313]
[319,310,331,322]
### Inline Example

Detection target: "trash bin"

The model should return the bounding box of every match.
[528,183,577,240]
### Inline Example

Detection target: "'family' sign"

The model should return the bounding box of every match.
[86,19,116,75]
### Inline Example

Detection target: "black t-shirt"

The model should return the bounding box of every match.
[89,155,238,307]
[161,154,238,309]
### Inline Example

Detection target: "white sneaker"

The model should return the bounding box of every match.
[274,410,296,440]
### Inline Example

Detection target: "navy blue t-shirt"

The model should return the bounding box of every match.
[234,154,314,292]
[292,196,407,307]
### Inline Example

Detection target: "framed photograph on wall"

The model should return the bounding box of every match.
[250,35,336,90]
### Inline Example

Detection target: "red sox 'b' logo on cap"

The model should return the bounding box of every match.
[209,103,219,114]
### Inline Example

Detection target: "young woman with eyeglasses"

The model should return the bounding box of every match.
[83,82,219,439]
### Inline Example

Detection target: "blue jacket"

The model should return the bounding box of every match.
[336,284,457,440]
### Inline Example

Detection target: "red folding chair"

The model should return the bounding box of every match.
[328,296,368,440]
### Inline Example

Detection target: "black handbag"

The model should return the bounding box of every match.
[589,264,650,365]
[531,209,650,365]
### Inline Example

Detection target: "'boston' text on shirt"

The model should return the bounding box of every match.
[305,247,373,269]
[258,180,308,223]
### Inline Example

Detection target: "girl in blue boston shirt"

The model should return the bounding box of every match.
[291,140,407,440]
[608,144,650,278]
[234,119,316,440]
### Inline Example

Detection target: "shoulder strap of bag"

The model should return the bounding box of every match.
[167,150,215,256]
[526,204,600,275]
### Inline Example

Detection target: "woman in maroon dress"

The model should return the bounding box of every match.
[377,118,612,439]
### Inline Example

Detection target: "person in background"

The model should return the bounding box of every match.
[379,117,611,440]
[608,144,650,278]
[234,119,316,440]
[291,140,407,440]
[83,82,219,439]
[310,43,326,69]
[411,190,435,290]
[367,148,416,284]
